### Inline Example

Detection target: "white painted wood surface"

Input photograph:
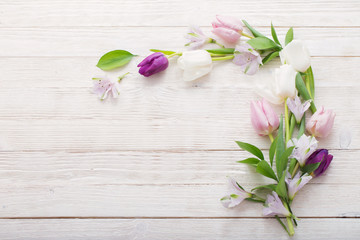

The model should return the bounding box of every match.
[0,0,359,239]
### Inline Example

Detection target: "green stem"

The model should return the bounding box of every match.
[241,32,254,39]
[284,98,290,145]
[209,53,227,57]
[118,72,130,83]
[291,163,299,178]
[167,52,182,59]
[275,216,290,235]
[269,133,274,143]
[286,216,295,236]
[209,38,225,48]
[289,114,296,139]
[211,55,234,61]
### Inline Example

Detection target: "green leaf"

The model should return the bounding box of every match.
[256,160,278,181]
[271,22,281,45]
[269,136,278,167]
[295,73,317,113]
[285,27,294,46]
[298,116,306,138]
[150,49,176,55]
[306,66,315,99]
[235,141,264,160]
[262,51,279,64]
[97,50,135,71]
[206,48,235,54]
[301,162,321,174]
[277,146,295,179]
[288,158,297,174]
[237,158,261,166]
[242,20,266,38]
[275,115,285,178]
[275,172,288,199]
[247,37,281,50]
[252,184,277,192]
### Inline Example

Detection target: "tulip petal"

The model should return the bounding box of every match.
[281,40,311,72]
[212,27,240,43]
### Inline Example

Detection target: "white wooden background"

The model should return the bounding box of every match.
[0,0,359,239]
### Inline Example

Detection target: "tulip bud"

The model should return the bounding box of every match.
[212,15,243,43]
[250,98,279,136]
[137,52,169,77]
[306,106,335,138]
[306,149,333,177]
[177,50,212,82]
[280,40,311,73]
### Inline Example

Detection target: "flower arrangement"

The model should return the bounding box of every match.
[93,16,336,236]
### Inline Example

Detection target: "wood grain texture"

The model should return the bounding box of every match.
[1,0,359,238]
[0,0,359,27]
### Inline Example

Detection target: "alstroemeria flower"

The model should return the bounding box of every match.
[92,76,120,100]
[306,106,336,138]
[287,134,318,167]
[177,50,212,82]
[233,44,262,75]
[185,25,211,49]
[250,98,279,136]
[280,40,311,72]
[221,177,252,208]
[255,64,297,105]
[306,149,333,177]
[263,192,291,217]
[137,52,169,77]
[285,172,312,200]
[212,15,243,43]
[286,96,311,123]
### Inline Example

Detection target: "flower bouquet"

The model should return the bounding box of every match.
[93,16,336,236]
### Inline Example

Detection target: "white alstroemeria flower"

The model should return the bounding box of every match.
[177,50,212,82]
[286,96,311,123]
[280,40,311,73]
[287,134,318,167]
[220,177,252,208]
[263,192,291,217]
[254,64,297,105]
[285,172,312,200]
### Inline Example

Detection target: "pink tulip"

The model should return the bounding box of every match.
[250,99,279,136]
[306,106,335,138]
[212,15,243,43]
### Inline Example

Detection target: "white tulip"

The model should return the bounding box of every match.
[177,50,212,81]
[279,40,311,73]
[254,64,297,105]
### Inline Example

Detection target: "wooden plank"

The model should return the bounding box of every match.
[0,85,356,151]
[0,218,359,240]
[0,150,355,185]
[0,27,359,57]
[0,0,359,27]
[0,180,358,217]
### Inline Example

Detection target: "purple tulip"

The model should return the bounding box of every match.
[306,149,333,177]
[137,52,169,77]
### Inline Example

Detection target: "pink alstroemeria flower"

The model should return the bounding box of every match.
[185,25,211,49]
[250,98,279,136]
[285,172,312,200]
[220,177,252,208]
[212,15,243,43]
[287,134,318,167]
[233,43,262,75]
[92,76,120,100]
[286,96,311,123]
[263,192,291,217]
[306,106,336,138]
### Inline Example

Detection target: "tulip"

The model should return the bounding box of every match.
[306,149,333,177]
[306,106,335,138]
[212,15,243,43]
[287,134,318,167]
[233,43,262,75]
[280,40,311,72]
[137,52,169,77]
[221,177,252,208]
[263,192,291,217]
[177,50,212,82]
[250,98,279,136]
[286,96,311,123]
[255,64,297,105]
[285,172,312,200]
